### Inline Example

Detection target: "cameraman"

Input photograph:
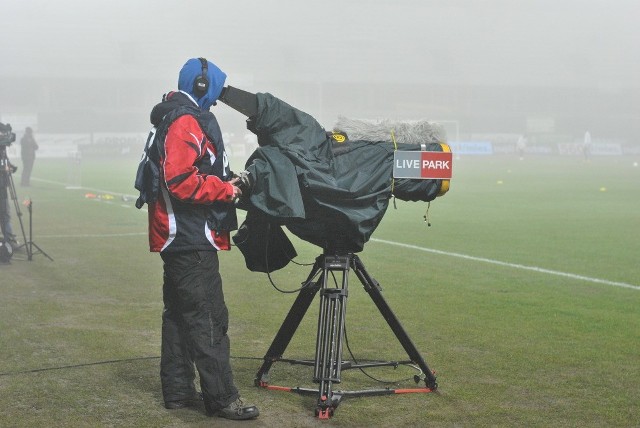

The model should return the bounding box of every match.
[20,127,38,186]
[0,159,18,247]
[143,58,258,420]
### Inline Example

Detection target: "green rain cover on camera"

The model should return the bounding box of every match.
[240,93,392,254]
[235,93,445,270]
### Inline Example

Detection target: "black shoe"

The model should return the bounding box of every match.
[164,392,203,409]
[215,397,259,420]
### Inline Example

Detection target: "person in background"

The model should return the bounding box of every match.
[516,134,527,160]
[20,127,38,186]
[142,57,258,421]
[583,130,592,161]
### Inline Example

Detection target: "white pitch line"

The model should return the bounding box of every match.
[38,232,147,239]
[371,238,640,291]
[37,177,638,291]
[33,178,136,198]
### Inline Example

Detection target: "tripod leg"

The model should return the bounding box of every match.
[2,167,30,259]
[314,288,347,418]
[254,261,323,385]
[352,255,438,389]
[30,242,54,261]
[314,255,349,419]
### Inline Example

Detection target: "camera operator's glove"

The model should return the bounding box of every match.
[233,170,253,197]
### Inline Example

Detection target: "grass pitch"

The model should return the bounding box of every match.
[0,153,638,427]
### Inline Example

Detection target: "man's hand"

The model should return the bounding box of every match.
[228,177,243,201]
[1,163,16,173]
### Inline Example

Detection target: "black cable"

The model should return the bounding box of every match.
[286,258,314,267]
[266,268,312,294]
[343,320,423,385]
[0,356,160,377]
[263,222,314,294]
[1,341,421,387]
[0,355,267,377]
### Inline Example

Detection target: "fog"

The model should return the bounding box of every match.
[1,0,639,145]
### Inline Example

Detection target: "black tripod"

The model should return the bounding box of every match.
[1,148,27,257]
[18,199,53,261]
[0,147,51,261]
[254,251,438,419]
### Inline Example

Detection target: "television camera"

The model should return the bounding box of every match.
[0,123,17,174]
[221,88,450,269]
[0,122,16,147]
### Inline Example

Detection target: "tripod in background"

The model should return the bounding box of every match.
[0,145,52,261]
[19,198,53,261]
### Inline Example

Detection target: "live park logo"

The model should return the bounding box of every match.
[393,151,453,179]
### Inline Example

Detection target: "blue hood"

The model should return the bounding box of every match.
[178,58,227,111]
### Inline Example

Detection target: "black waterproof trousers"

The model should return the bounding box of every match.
[160,250,239,412]
[21,154,35,186]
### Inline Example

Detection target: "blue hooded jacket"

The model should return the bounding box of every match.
[178,58,227,111]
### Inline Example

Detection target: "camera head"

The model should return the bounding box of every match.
[0,122,16,147]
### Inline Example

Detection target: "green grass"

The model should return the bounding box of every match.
[1,154,638,427]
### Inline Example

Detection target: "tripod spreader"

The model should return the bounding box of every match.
[254,251,438,419]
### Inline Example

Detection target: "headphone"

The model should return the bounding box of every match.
[193,57,209,98]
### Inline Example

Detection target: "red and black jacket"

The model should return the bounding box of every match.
[147,91,237,253]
